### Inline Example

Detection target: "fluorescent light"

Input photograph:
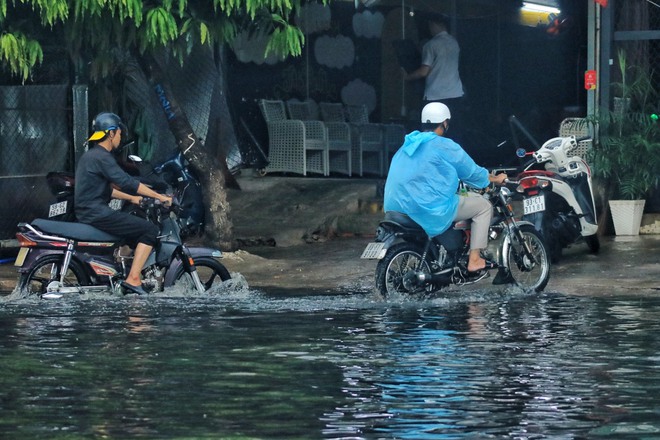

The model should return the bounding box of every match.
[522,2,561,14]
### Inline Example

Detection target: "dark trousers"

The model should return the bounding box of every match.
[90,210,159,248]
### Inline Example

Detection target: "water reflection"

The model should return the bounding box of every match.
[1,290,660,438]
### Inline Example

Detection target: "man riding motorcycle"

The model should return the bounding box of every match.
[75,112,172,295]
[383,102,507,273]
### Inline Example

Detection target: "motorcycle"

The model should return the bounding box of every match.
[514,135,600,263]
[46,147,205,238]
[133,149,205,238]
[361,183,551,297]
[14,195,230,299]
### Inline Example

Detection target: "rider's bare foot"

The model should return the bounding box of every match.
[467,257,487,273]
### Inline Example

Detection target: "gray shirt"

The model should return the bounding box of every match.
[421,31,464,101]
[74,145,140,223]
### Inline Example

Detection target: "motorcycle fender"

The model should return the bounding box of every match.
[372,234,400,257]
[155,241,180,267]
[163,246,222,286]
[15,249,71,273]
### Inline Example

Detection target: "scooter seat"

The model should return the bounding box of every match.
[32,218,121,242]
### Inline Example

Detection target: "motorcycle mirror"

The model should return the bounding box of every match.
[516,148,528,158]
[128,154,143,163]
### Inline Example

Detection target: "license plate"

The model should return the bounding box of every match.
[523,195,545,215]
[361,242,387,259]
[48,201,68,217]
[14,247,29,267]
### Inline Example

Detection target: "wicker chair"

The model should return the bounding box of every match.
[287,100,351,176]
[325,103,385,177]
[258,99,328,176]
[558,118,593,159]
[346,105,406,176]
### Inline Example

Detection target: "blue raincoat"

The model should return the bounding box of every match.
[383,131,489,237]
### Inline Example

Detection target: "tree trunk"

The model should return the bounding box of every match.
[137,52,234,249]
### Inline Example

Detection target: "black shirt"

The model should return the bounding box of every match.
[74,145,140,223]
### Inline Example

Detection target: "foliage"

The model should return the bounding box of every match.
[0,30,43,81]
[0,0,307,81]
[588,49,660,200]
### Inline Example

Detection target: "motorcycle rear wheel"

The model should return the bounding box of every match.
[173,257,231,292]
[19,255,89,297]
[375,242,432,298]
[505,225,550,292]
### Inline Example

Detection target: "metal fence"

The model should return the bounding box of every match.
[0,85,72,240]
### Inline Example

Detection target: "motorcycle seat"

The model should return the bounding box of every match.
[32,218,121,242]
[383,211,424,232]
[384,211,469,230]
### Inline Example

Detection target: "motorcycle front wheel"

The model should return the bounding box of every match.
[375,242,432,298]
[504,225,550,292]
[19,255,89,297]
[173,257,231,292]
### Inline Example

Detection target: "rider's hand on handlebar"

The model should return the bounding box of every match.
[489,172,508,186]
[158,195,173,208]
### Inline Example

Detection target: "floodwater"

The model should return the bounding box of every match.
[1,285,660,439]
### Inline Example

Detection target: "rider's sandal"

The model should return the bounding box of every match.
[120,281,148,295]
[467,260,498,273]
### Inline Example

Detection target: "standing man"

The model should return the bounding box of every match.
[75,112,172,295]
[404,14,465,140]
[384,103,506,273]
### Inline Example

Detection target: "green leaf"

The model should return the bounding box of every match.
[200,22,209,45]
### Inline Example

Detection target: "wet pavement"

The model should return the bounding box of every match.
[1,175,658,296]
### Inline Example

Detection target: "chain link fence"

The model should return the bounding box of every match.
[0,85,72,241]
[613,0,660,107]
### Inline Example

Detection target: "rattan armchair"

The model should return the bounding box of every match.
[287,99,351,176]
[559,117,593,159]
[323,103,384,177]
[347,104,407,176]
[258,99,328,176]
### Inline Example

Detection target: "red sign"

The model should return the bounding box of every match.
[585,70,597,90]
[595,0,608,7]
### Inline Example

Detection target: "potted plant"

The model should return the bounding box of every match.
[588,49,660,235]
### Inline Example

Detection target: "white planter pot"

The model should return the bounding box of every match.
[609,199,646,235]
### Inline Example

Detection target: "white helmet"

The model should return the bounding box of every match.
[421,102,451,124]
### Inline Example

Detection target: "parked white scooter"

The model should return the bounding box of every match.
[514,135,600,262]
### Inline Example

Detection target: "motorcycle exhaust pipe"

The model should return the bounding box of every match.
[403,269,452,288]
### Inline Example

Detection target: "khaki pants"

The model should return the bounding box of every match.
[454,192,492,250]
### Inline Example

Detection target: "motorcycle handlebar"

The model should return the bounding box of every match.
[140,196,180,214]
[575,136,591,143]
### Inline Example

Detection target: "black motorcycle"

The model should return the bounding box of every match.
[14,195,230,299]
[361,183,551,297]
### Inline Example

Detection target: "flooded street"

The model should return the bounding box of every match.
[1,288,660,439]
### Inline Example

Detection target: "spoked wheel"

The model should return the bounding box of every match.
[19,255,89,297]
[504,225,550,292]
[375,243,432,298]
[173,257,231,292]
